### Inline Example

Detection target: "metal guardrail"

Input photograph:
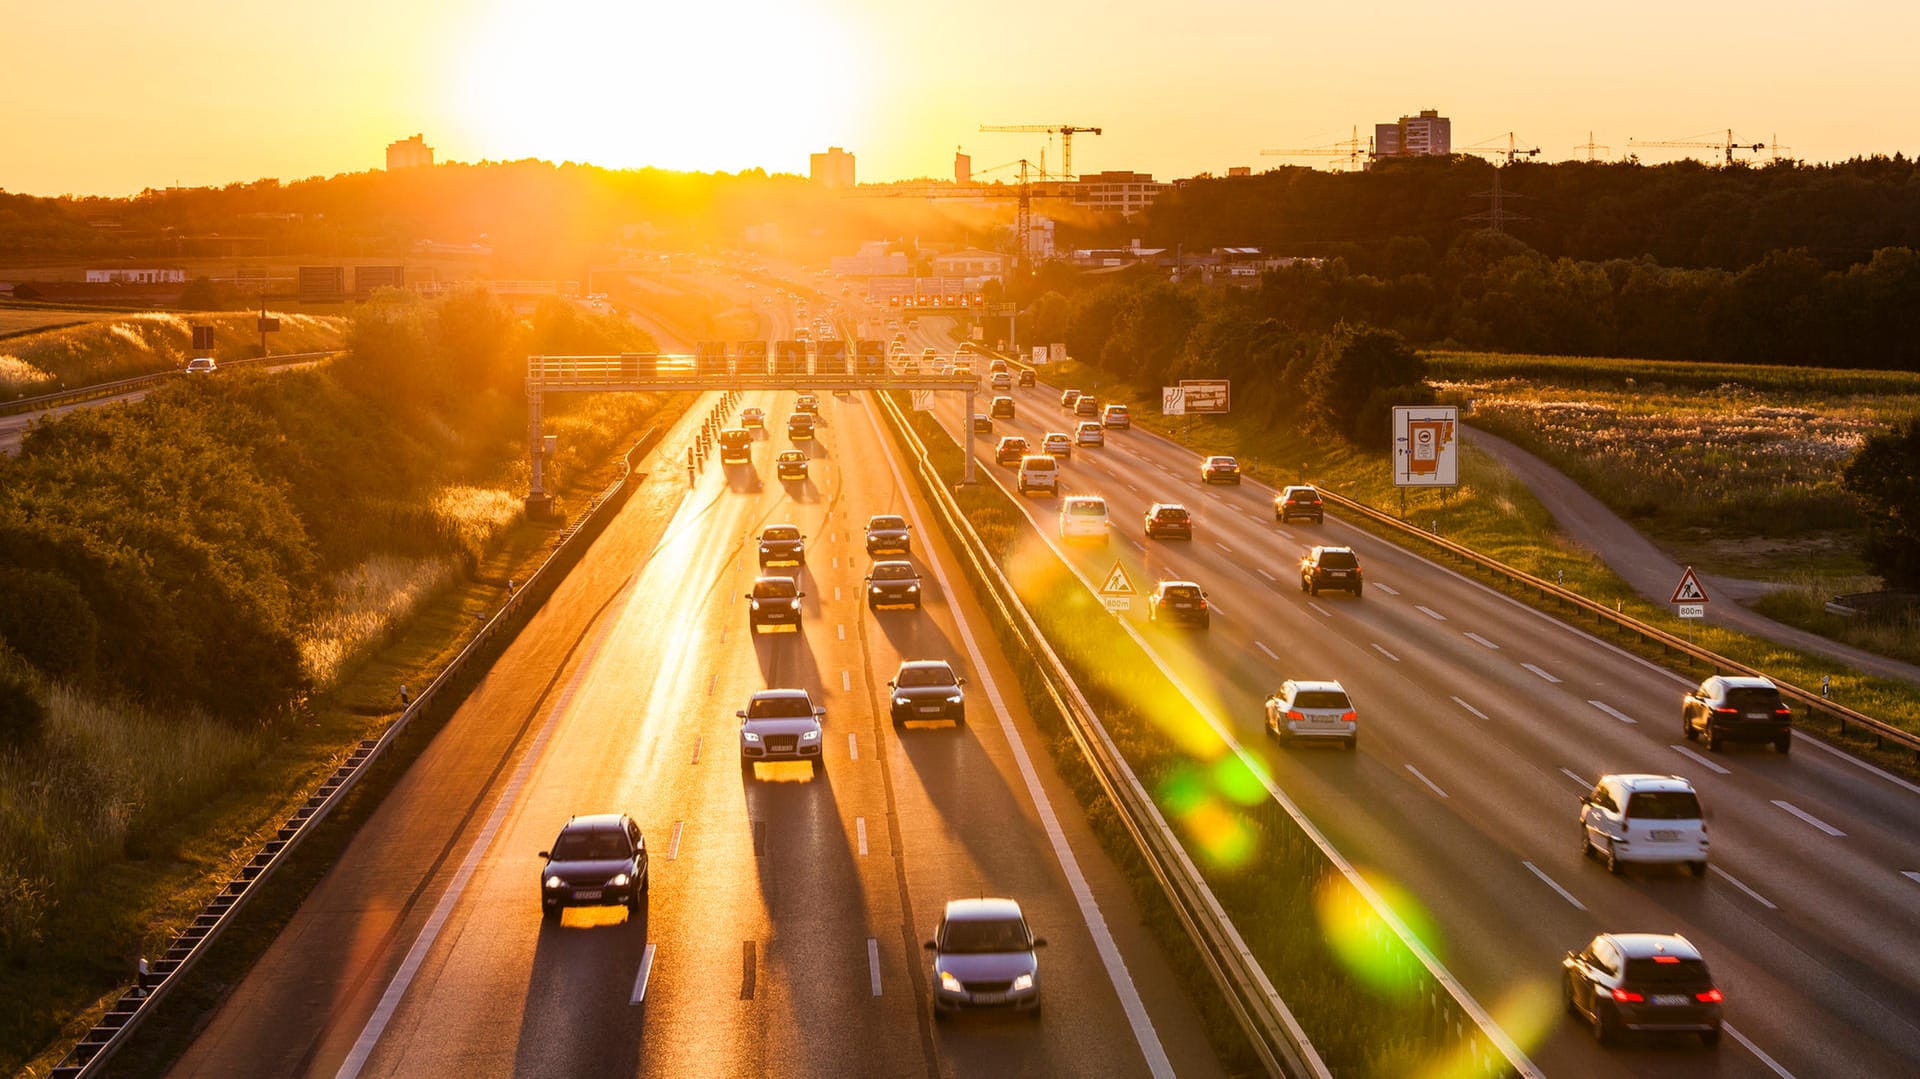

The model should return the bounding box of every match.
[49,423,666,1079]
[0,351,341,417]
[1318,489,1920,760]
[875,389,1326,1078]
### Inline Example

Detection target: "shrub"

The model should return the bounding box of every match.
[0,649,44,748]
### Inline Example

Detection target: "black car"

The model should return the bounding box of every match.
[787,413,815,441]
[1201,455,1242,485]
[757,524,806,567]
[888,660,967,726]
[539,813,648,920]
[1144,503,1193,540]
[1148,581,1210,628]
[866,560,923,610]
[865,514,912,555]
[1683,675,1793,753]
[995,436,1030,467]
[1017,369,1035,387]
[1300,546,1363,596]
[971,413,994,434]
[1060,389,1082,409]
[794,392,820,414]
[1563,933,1723,1047]
[1276,485,1324,523]
[746,575,805,630]
[775,451,809,481]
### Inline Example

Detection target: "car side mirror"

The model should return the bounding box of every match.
[538,851,550,859]
[922,940,937,952]
[956,676,968,686]
[813,706,826,715]
[735,710,747,718]
[743,593,752,600]
[797,592,807,598]
[1032,937,1048,948]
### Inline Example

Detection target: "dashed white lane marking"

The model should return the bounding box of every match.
[842,670,851,691]
[837,623,846,640]
[856,816,868,855]
[691,736,702,765]
[1465,632,1501,650]
[1206,598,1226,616]
[630,943,657,1005]
[1372,643,1401,662]
[707,673,717,696]
[1255,641,1279,660]
[1256,568,1278,582]
[667,821,684,860]
[1415,605,1447,621]
[1215,542,1234,554]
[1452,696,1489,720]
[1671,744,1732,775]
[1587,700,1637,725]
[868,938,883,997]
[1903,871,1920,886]
[1521,663,1561,683]
[834,587,842,602]
[1724,1023,1796,1079]
[1559,767,1589,788]
[1131,539,1146,551]
[1523,861,1587,911]
[1126,483,1140,492]
[1227,503,1244,513]
[832,556,839,568]
[1710,865,1777,910]
[1373,583,1400,596]
[848,733,859,760]
[1308,602,1332,617]
[1772,800,1846,837]
[1405,765,1448,798]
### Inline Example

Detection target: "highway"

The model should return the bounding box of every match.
[882,310,1920,1077]
[163,300,1223,1078]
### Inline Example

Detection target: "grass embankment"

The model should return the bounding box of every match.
[1041,357,1920,758]
[0,310,348,399]
[889,396,1506,1078]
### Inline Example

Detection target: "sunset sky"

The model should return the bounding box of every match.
[8,0,1919,196]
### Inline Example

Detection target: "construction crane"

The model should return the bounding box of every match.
[1628,129,1767,165]
[1573,131,1611,162]
[979,124,1103,179]
[845,159,1066,275]
[1460,132,1542,165]
[1260,126,1371,171]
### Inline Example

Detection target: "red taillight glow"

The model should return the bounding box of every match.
[1652,955,1680,964]
[1696,988,1723,1003]
[1610,988,1645,1003]
[1286,710,1305,722]
[1341,711,1358,723]
[1776,707,1794,716]
[1713,706,1739,715]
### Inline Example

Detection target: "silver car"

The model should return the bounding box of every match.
[926,898,1046,1017]
[1265,679,1358,749]
[738,688,825,774]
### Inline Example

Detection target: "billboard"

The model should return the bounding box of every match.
[1178,379,1230,413]
[1393,406,1459,486]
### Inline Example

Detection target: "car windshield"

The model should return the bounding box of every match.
[1623,957,1712,987]
[763,527,800,542]
[1154,507,1189,521]
[941,917,1029,954]
[752,579,797,599]
[1293,690,1351,709]
[779,452,804,462]
[1162,585,1201,601]
[869,516,906,531]
[1069,502,1106,516]
[897,665,956,688]
[1725,686,1784,709]
[1079,424,1101,433]
[1626,791,1702,820]
[1318,550,1359,568]
[747,695,813,718]
[999,438,1027,450]
[1287,490,1318,502]
[1209,457,1237,468]
[550,829,630,861]
[872,563,917,581]
[720,430,751,445]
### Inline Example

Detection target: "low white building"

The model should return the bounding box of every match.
[85,267,186,284]
[930,248,1005,279]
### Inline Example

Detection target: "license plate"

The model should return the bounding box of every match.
[1650,829,1681,841]
[1748,712,1768,719]
[970,992,1006,1004]
[574,889,602,901]
[918,706,942,714]
[1650,994,1689,1006]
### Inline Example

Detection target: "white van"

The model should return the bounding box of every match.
[1058,495,1109,544]
[1017,454,1059,496]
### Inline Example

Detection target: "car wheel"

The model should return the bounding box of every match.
[1704,725,1722,752]
[1299,577,1310,593]
[1353,583,1363,598]
[1775,732,1792,754]
[1563,973,1582,1017]
[1701,1026,1722,1048]
[1275,511,1283,522]
[1683,716,1698,741]
[1308,581,1320,596]
[1690,860,1708,878]
[1605,841,1622,875]
[1579,824,1594,859]
[1593,1001,1621,1046]
[740,756,754,773]
[1344,735,1357,750]
[933,1006,950,1023]
[542,903,559,923]
[628,884,643,913]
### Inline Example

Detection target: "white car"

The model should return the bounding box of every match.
[184,357,217,375]
[990,371,1013,391]
[1041,432,1073,460]
[1058,495,1109,544]
[1265,679,1357,749]
[738,688,825,774]
[1017,455,1058,496]
[1580,774,1708,876]
[1075,421,1105,448]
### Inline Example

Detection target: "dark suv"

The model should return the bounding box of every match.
[1300,546,1363,597]
[539,813,648,920]
[888,660,967,727]
[1682,675,1793,753]
[865,514,911,555]
[1276,485,1324,524]
[746,575,805,630]
[995,436,1030,466]
[1563,933,1723,1046]
[757,524,805,567]
[1147,581,1210,629]
[1144,503,1193,540]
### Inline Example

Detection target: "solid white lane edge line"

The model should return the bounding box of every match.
[848,733,859,760]
[1452,696,1489,721]
[1522,663,1561,683]
[856,816,868,856]
[1405,764,1448,798]
[1560,767,1589,788]
[1903,871,1920,885]
[1373,583,1400,596]
[1587,700,1638,725]
[336,587,625,1078]
[1372,643,1402,662]
[630,943,657,1005]
[867,401,1177,1079]
[868,937,883,997]
[1256,568,1278,582]
[1465,632,1501,650]
[1772,799,1846,837]
[1670,744,1732,775]
[1798,733,1920,798]
[1255,641,1279,661]
[1709,865,1778,910]
[1415,605,1447,621]
[667,821,684,861]
[1522,861,1587,911]
[842,670,851,691]
[1308,602,1332,618]
[1724,1022,1797,1079]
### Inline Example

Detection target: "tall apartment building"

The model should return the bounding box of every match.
[1374,110,1451,158]
[386,134,434,170]
[810,146,856,188]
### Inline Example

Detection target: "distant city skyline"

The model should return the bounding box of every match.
[7,0,1919,197]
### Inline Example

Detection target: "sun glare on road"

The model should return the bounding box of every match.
[457,0,864,172]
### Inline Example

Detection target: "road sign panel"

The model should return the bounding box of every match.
[1103,596,1131,612]
[1677,604,1705,619]
[1671,566,1709,604]
[1178,379,1231,413]
[1162,386,1184,415]
[1099,561,1135,595]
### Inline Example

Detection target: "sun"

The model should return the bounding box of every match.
[453,0,865,173]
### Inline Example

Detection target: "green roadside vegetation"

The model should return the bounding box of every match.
[1,289,683,1075]
[0,310,350,400]
[888,395,1507,1078]
[1033,354,1920,764]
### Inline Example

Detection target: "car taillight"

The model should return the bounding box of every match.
[1713,706,1739,716]
[1610,988,1645,1003]
[1775,706,1794,716]
[1341,711,1357,723]
[1696,988,1723,1003]
[1196,599,1208,608]
[1286,710,1305,722]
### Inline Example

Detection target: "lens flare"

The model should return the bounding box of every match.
[1211,752,1269,806]
[1313,871,1443,999]
[1180,799,1256,868]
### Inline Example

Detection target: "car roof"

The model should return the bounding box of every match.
[749,688,814,703]
[1063,495,1106,506]
[1602,773,1697,793]
[868,515,906,526]
[753,574,798,585]
[761,523,800,533]
[1715,675,1778,690]
[943,897,1024,922]
[1606,933,1702,961]
[898,659,955,674]
[1021,454,1056,465]
[559,812,627,831]
[1286,679,1347,695]
[1207,455,1236,463]
[1311,545,1355,555]
[1157,579,1201,590]
[871,559,917,573]
[1149,502,1188,512]
[778,451,806,460]
[1283,485,1318,495]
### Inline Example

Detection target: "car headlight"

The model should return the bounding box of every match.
[870,586,883,594]
[801,729,820,741]
[742,731,762,743]
[608,873,630,888]
[788,599,801,610]
[545,875,565,890]
[750,600,762,610]
[1012,973,1034,992]
[946,694,964,704]
[906,584,919,592]
[939,970,963,993]
[893,696,910,707]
